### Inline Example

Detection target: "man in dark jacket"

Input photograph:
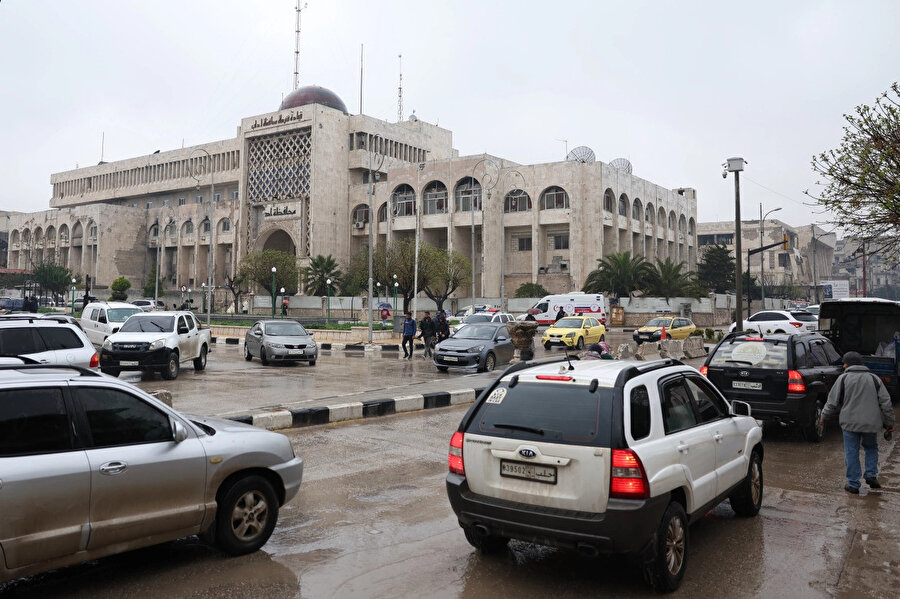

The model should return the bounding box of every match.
[418,311,436,358]
[435,312,450,343]
[820,351,895,493]
[401,311,416,359]
[555,307,566,322]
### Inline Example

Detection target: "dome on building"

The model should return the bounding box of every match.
[279,85,348,113]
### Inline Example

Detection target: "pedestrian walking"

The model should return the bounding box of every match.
[435,311,450,343]
[555,307,566,322]
[418,311,436,358]
[820,351,895,494]
[401,311,416,359]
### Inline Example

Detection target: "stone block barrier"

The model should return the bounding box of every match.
[683,337,708,359]
[659,339,685,360]
[616,342,637,360]
[635,342,661,361]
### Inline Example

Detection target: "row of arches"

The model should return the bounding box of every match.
[148,217,232,239]
[9,221,97,248]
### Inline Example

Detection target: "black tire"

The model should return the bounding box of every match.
[100,367,120,377]
[214,475,279,556]
[463,525,509,554]
[260,348,269,366]
[600,334,606,342]
[436,366,449,372]
[308,359,316,366]
[730,450,763,517]
[544,342,552,350]
[575,336,584,350]
[244,344,253,361]
[482,352,496,372]
[646,502,689,593]
[161,351,180,380]
[193,345,208,371]
[801,399,826,443]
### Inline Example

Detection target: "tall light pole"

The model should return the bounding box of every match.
[366,134,385,344]
[270,267,276,319]
[724,157,746,332]
[412,161,425,320]
[326,278,332,323]
[470,156,499,304]
[759,205,782,308]
[70,278,76,314]
[392,274,397,311]
[280,287,286,318]
[189,148,215,326]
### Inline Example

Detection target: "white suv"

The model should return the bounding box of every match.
[446,357,763,592]
[0,317,98,369]
[729,310,818,334]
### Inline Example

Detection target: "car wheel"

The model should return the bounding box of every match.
[161,351,180,380]
[801,399,826,443]
[463,525,509,554]
[244,344,253,361]
[600,334,605,342]
[729,450,763,517]
[436,366,449,372]
[100,367,120,377]
[482,352,496,372]
[544,342,552,350]
[193,345,208,371]
[214,475,279,556]
[260,348,269,366]
[308,359,316,366]
[646,502,689,592]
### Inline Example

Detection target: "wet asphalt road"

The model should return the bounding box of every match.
[4,403,898,598]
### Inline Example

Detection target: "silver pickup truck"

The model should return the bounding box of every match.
[99,311,211,380]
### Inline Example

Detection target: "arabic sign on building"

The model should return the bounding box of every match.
[820,280,850,299]
[263,205,297,218]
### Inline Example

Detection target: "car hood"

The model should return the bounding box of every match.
[543,327,580,335]
[637,325,665,333]
[106,331,172,343]
[186,414,296,462]
[438,338,490,351]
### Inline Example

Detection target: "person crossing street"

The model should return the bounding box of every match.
[418,311,436,359]
[401,312,416,359]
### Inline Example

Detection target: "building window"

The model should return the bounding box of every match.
[778,253,791,269]
[178,198,186,206]
[698,234,716,246]
[454,177,482,212]
[352,204,369,223]
[390,184,416,217]
[231,190,239,200]
[195,195,203,204]
[146,202,153,209]
[549,233,569,250]
[618,195,628,217]
[423,181,449,215]
[202,220,210,234]
[184,222,194,235]
[716,233,734,245]
[603,189,615,212]
[540,186,569,210]
[214,193,221,203]
[505,189,531,212]
[517,236,532,251]
[221,219,231,233]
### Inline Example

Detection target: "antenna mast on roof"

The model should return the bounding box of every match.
[397,54,403,122]
[293,1,308,90]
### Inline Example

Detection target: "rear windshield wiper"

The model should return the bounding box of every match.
[725,359,754,365]
[492,423,545,435]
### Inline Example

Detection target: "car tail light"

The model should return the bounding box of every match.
[536,374,573,381]
[448,432,465,475]
[610,449,649,499]
[90,352,100,368]
[788,370,806,393]
[699,365,708,376]
[743,337,764,342]
[790,322,803,328]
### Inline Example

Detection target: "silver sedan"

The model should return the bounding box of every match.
[244,319,318,366]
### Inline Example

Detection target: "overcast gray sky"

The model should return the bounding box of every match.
[1,0,897,230]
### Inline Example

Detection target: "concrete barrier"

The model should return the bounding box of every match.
[659,339,685,360]
[635,342,661,361]
[616,342,637,360]
[683,337,708,359]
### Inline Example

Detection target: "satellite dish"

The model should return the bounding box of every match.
[610,158,633,174]
[566,146,596,164]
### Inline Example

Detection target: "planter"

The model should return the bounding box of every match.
[506,321,539,362]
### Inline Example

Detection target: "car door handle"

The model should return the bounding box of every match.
[99,461,128,475]
[713,433,724,442]
[677,444,690,454]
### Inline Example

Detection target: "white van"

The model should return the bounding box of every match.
[528,293,610,325]
[80,301,143,346]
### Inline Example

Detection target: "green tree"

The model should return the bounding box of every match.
[109,276,132,301]
[421,245,471,313]
[301,254,343,296]
[142,261,159,297]
[237,250,299,295]
[515,282,549,298]
[223,272,249,314]
[31,261,81,301]
[646,258,702,300]
[697,244,735,293]
[810,82,900,262]
[582,252,653,297]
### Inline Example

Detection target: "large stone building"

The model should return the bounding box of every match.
[7,86,698,301]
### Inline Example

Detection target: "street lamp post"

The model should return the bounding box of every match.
[326,278,332,323]
[392,274,398,311]
[270,267,276,319]
[759,205,782,309]
[724,157,746,332]
[367,134,385,345]
[201,282,206,313]
[470,156,499,305]
[188,148,216,326]
[188,288,192,311]
[70,278,76,314]
[499,169,526,312]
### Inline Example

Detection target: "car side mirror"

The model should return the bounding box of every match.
[497,335,509,341]
[178,326,189,334]
[172,419,188,443]
[730,400,752,418]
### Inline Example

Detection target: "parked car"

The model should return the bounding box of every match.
[541,315,606,350]
[450,311,515,335]
[805,304,820,316]
[433,322,514,372]
[244,319,318,366]
[728,310,818,334]
[80,301,143,346]
[1,298,24,311]
[0,312,84,331]
[701,331,842,441]
[0,317,98,368]
[633,315,696,344]
[446,357,762,592]
[99,311,211,380]
[0,363,303,584]
[524,293,610,325]
[132,298,166,312]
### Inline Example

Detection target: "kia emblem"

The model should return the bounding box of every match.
[739,370,750,377]
[518,448,536,458]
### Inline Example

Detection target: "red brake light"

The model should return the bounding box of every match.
[790,322,803,328]
[90,352,100,368]
[788,370,806,393]
[448,432,465,475]
[536,375,573,381]
[743,337,764,342]
[610,449,649,499]
[699,365,708,376]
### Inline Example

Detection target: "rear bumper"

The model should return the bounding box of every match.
[732,393,814,424]
[446,474,667,555]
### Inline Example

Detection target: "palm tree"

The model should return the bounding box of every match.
[646,257,701,300]
[301,254,342,296]
[582,252,654,297]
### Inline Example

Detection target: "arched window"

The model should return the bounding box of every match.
[46,226,56,243]
[149,224,159,238]
[668,212,676,231]
[632,198,642,221]
[603,189,615,212]
[618,194,629,217]
[645,203,654,224]
[352,203,369,223]
[201,219,211,234]
[10,230,19,245]
[540,186,569,210]
[454,177,481,212]
[504,189,531,212]
[391,184,416,217]
[377,202,388,222]
[688,218,695,237]
[658,208,666,230]
[58,224,69,243]
[183,221,194,236]
[423,181,448,215]
[678,215,687,235]
[219,218,232,233]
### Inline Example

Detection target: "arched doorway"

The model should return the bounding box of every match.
[259,228,296,255]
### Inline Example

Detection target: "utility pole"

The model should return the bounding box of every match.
[724,157,746,332]
[811,225,819,303]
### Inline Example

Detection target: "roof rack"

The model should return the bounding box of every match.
[0,364,102,377]
[615,358,685,387]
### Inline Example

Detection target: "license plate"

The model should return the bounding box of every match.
[289,350,303,355]
[732,380,762,390]
[443,356,458,362]
[120,360,139,366]
[500,459,557,484]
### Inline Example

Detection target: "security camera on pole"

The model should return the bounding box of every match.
[723,157,746,333]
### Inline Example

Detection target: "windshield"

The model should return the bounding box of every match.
[709,338,788,369]
[791,311,818,322]
[646,317,674,327]
[109,307,142,322]
[454,325,498,340]
[265,322,308,336]
[119,315,175,333]
[463,314,491,324]
[554,318,584,328]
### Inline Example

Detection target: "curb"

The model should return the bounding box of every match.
[223,386,484,430]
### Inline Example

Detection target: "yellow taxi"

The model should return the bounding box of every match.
[542,315,606,350]
[632,315,696,344]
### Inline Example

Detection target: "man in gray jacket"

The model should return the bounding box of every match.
[820,351,895,494]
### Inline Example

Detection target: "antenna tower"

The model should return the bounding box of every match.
[293,1,307,90]
[397,54,403,122]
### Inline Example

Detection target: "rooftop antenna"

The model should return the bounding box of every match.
[359,44,363,114]
[397,54,403,122]
[293,1,308,90]
[99,132,105,163]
